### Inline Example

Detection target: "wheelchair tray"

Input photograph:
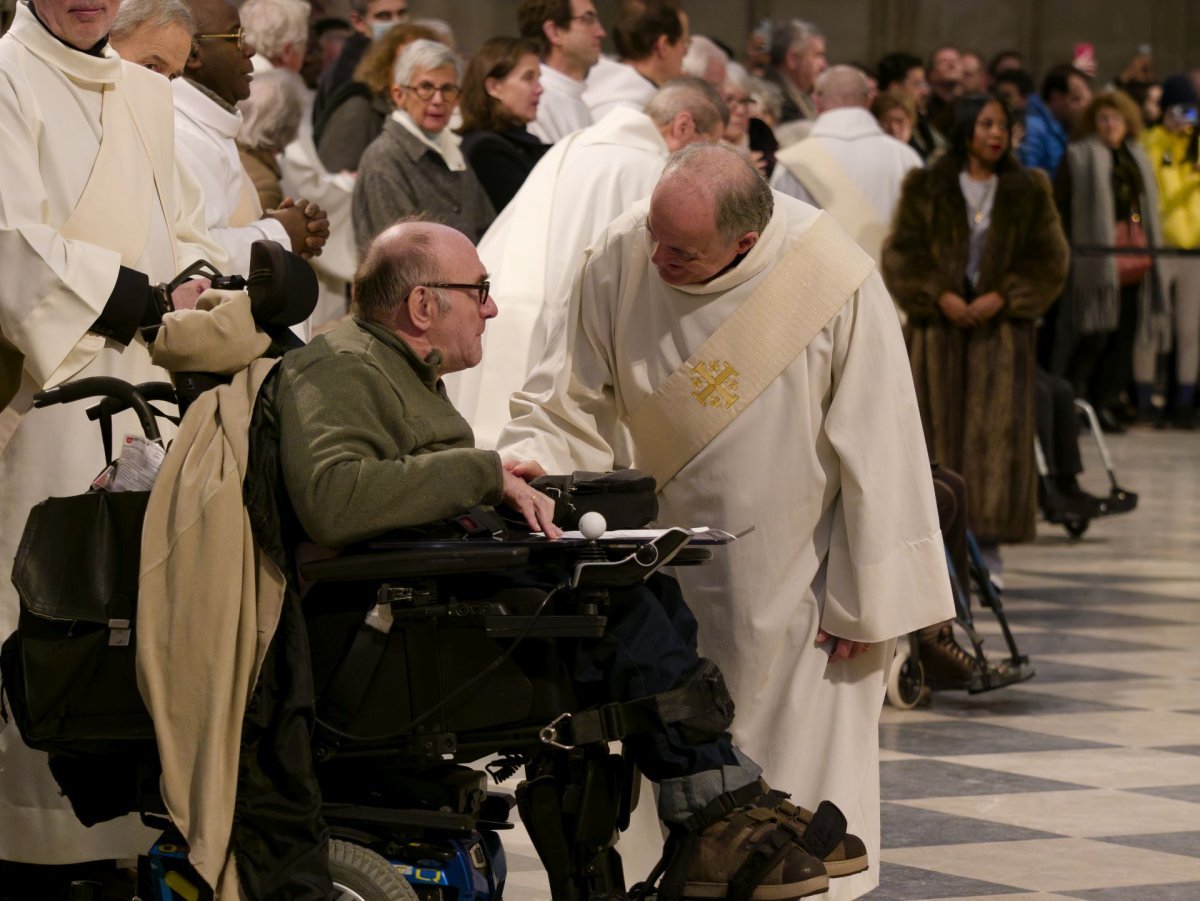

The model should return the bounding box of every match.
[300,545,530,583]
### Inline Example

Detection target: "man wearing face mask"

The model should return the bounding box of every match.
[313,0,409,125]
[0,0,226,881]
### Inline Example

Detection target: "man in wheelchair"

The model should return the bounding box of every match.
[269,219,865,899]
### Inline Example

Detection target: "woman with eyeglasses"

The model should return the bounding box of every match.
[457,36,550,213]
[315,22,438,173]
[351,39,495,257]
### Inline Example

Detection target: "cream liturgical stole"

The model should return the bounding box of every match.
[776,139,890,263]
[627,214,873,488]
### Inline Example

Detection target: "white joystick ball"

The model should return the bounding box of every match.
[578,511,607,540]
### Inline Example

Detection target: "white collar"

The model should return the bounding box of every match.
[7,1,123,85]
[577,106,668,156]
[174,76,243,140]
[390,109,466,171]
[539,63,586,97]
[810,107,886,141]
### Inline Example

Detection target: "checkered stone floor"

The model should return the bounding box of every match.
[499,429,1200,899]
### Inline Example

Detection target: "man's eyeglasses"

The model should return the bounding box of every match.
[195,25,246,53]
[427,281,491,306]
[572,11,601,27]
[405,82,462,102]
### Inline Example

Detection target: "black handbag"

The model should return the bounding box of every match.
[0,490,155,755]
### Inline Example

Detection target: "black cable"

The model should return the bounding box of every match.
[314,581,569,744]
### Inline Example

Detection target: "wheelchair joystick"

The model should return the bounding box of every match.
[578,511,607,541]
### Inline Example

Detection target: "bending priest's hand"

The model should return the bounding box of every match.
[815,628,873,663]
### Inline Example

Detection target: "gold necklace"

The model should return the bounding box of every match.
[966,177,997,225]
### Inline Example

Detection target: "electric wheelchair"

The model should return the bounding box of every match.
[0,244,765,901]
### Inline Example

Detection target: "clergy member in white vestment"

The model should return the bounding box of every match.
[174,0,329,283]
[0,0,227,865]
[771,66,922,264]
[582,0,688,121]
[518,0,605,144]
[444,77,727,449]
[498,145,954,898]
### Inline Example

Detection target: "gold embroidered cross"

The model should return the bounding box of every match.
[690,361,740,408]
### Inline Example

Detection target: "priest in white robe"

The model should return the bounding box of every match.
[518,0,606,144]
[175,0,328,281]
[498,144,954,898]
[771,66,922,264]
[0,0,226,865]
[445,77,726,448]
[582,1,689,121]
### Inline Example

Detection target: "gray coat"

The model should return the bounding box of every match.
[352,117,495,257]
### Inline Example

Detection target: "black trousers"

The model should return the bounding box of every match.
[1035,368,1083,478]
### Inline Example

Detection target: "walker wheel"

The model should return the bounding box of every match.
[1064,519,1089,538]
[887,652,927,709]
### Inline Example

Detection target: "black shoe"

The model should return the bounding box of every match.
[1174,407,1199,430]
[1096,407,1126,434]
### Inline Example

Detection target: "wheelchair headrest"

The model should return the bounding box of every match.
[246,240,319,327]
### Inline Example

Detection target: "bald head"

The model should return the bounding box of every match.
[648,143,772,285]
[354,220,494,373]
[643,76,730,151]
[814,64,870,112]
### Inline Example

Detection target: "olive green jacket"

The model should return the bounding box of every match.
[275,317,503,547]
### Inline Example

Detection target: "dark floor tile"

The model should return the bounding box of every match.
[924,688,1134,719]
[1000,585,1191,608]
[879,719,1116,758]
[1007,570,1186,587]
[864,862,1025,898]
[1096,831,1200,859]
[976,629,1166,656]
[1156,745,1200,757]
[881,802,1060,847]
[991,605,1180,630]
[1130,785,1200,805]
[881,759,1087,800]
[1064,882,1200,900]
[1025,658,1156,684]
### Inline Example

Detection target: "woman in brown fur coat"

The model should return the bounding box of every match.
[882,95,1069,546]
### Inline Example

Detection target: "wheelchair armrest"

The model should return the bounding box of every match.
[299,545,530,583]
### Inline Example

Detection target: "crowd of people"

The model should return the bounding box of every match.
[1,0,1196,899]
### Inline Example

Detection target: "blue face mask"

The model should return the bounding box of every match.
[371,20,396,41]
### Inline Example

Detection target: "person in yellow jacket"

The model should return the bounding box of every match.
[1141,74,1200,428]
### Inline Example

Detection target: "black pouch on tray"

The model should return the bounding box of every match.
[530,469,658,530]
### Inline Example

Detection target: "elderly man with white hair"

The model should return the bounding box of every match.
[499,142,954,899]
[772,64,922,262]
[762,18,826,135]
[445,77,727,449]
[352,39,495,253]
[109,0,195,80]
[681,34,727,87]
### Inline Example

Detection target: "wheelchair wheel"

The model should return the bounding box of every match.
[886,650,926,710]
[329,839,419,901]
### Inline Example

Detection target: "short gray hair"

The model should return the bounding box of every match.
[237,68,305,151]
[352,218,451,322]
[769,18,823,68]
[109,0,194,42]
[681,34,728,85]
[241,0,311,63]
[393,39,461,88]
[644,77,729,136]
[662,143,773,242]
[724,60,752,94]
